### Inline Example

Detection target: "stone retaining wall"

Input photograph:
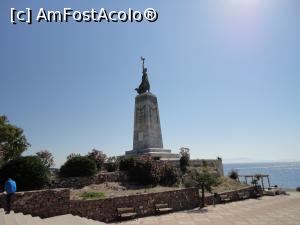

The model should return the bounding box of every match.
[0,189,70,218]
[49,172,126,189]
[204,186,256,205]
[0,186,256,222]
[70,188,200,222]
[168,158,224,176]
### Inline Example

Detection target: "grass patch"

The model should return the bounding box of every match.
[80,191,106,200]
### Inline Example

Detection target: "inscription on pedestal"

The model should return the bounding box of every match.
[138,132,143,141]
[133,92,163,151]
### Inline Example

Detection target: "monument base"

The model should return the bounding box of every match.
[125,148,180,160]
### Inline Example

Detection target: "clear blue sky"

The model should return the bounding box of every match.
[1,0,299,166]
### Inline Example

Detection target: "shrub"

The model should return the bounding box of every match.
[60,156,97,177]
[202,160,208,168]
[128,156,161,185]
[119,157,136,171]
[126,156,179,186]
[191,170,219,208]
[66,153,81,161]
[36,150,54,168]
[182,174,196,188]
[254,173,263,180]
[160,164,179,186]
[87,149,106,171]
[0,156,50,191]
[179,147,190,173]
[105,162,118,172]
[228,170,239,180]
[80,191,106,200]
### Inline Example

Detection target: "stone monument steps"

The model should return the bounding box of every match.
[0,209,106,225]
[46,214,83,225]
[74,215,105,225]
[32,216,48,225]
[46,214,97,225]
[15,213,42,225]
[43,214,106,225]
[0,209,46,225]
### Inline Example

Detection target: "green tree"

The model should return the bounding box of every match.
[36,150,55,168]
[66,153,81,161]
[160,164,179,186]
[192,170,219,208]
[87,149,106,170]
[105,156,119,172]
[119,156,136,171]
[0,156,50,191]
[127,156,161,185]
[179,147,190,173]
[0,115,30,161]
[60,156,97,177]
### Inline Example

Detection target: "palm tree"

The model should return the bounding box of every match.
[192,170,219,208]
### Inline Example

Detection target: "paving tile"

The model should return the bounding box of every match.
[116,193,300,225]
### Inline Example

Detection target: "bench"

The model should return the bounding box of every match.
[155,203,173,214]
[219,194,231,203]
[254,192,262,198]
[252,189,263,198]
[116,207,137,220]
[237,191,250,200]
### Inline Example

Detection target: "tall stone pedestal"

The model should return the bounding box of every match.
[126,92,179,160]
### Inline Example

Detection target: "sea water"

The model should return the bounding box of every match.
[223,162,300,189]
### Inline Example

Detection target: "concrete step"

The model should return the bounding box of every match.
[32,216,48,225]
[45,214,107,225]
[45,214,87,225]
[14,213,33,225]
[74,215,107,225]
[0,209,47,225]
[73,216,96,225]
[0,209,107,225]
[0,211,6,225]
[3,212,19,225]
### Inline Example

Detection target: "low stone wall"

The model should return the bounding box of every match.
[0,186,256,222]
[49,172,126,189]
[0,189,70,218]
[168,158,224,176]
[70,188,200,222]
[204,186,256,205]
[0,187,199,222]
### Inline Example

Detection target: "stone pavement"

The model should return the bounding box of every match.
[119,192,300,225]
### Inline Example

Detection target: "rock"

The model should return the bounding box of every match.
[296,187,300,192]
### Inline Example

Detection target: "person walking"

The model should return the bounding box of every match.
[4,177,17,214]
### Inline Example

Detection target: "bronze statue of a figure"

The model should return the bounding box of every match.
[135,57,150,94]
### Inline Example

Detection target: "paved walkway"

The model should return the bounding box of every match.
[119,192,300,225]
